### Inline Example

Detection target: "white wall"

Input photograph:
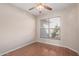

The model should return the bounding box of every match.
[60,4,78,53]
[0,4,36,55]
[37,4,79,54]
[76,4,79,53]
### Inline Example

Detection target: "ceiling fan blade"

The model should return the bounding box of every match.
[43,5,52,11]
[29,7,35,10]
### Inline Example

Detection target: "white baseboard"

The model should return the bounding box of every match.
[37,40,79,55]
[0,40,35,56]
[63,46,79,55]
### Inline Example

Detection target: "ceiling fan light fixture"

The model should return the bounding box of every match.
[36,5,44,11]
[28,3,52,14]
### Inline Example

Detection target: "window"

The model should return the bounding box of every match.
[40,17,60,40]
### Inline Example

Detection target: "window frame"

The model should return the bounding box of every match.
[40,16,61,40]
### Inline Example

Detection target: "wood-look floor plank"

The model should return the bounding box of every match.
[3,42,79,56]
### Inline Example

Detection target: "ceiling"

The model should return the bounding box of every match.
[11,3,75,17]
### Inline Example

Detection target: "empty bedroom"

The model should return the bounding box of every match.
[0,3,79,56]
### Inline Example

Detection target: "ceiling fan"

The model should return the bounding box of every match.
[29,3,52,13]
